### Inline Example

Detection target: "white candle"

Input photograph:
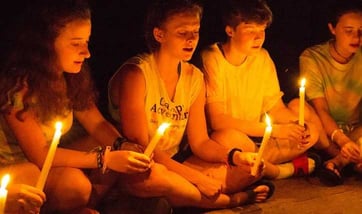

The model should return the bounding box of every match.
[36,121,62,190]
[299,78,306,126]
[251,114,272,176]
[144,122,170,157]
[0,174,10,213]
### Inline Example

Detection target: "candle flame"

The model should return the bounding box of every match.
[265,113,272,129]
[300,78,306,87]
[157,122,170,135]
[0,174,10,190]
[55,121,63,131]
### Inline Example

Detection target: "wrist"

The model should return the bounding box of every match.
[227,148,242,166]
[102,146,111,174]
[91,146,104,169]
[331,128,343,142]
[112,137,128,150]
[331,129,350,147]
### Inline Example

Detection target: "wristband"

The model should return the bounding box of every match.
[331,129,343,142]
[102,146,111,174]
[227,148,242,166]
[112,137,128,150]
[92,146,104,169]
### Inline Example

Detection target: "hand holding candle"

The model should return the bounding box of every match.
[144,122,170,157]
[0,174,10,213]
[299,78,306,126]
[251,114,272,176]
[36,121,62,191]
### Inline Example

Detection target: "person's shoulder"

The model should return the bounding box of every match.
[119,52,153,71]
[200,43,219,57]
[258,48,272,58]
[251,48,274,63]
[183,61,203,78]
[300,41,328,57]
[126,52,151,65]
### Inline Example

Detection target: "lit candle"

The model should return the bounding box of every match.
[299,78,306,126]
[0,174,10,213]
[251,114,272,176]
[144,122,170,157]
[36,121,62,190]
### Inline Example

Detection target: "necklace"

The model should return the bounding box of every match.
[332,41,353,63]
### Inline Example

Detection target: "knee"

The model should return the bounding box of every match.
[62,172,91,205]
[287,98,299,111]
[307,123,320,146]
[46,168,91,208]
[126,164,173,197]
[211,129,255,151]
[21,163,41,185]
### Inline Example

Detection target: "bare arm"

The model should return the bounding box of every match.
[74,104,120,147]
[4,108,99,168]
[187,83,230,162]
[311,97,359,162]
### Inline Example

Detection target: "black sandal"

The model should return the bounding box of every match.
[317,161,343,186]
[245,179,275,204]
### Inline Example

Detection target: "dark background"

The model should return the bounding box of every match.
[0,0,333,114]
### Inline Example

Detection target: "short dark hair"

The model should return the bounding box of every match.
[144,0,203,52]
[221,0,272,29]
[328,0,362,27]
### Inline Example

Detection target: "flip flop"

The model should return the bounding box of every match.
[245,179,275,204]
[317,161,343,186]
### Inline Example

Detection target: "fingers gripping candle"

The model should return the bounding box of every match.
[251,114,272,176]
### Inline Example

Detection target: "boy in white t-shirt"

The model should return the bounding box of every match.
[201,0,321,179]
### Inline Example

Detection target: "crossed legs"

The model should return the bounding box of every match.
[120,159,271,209]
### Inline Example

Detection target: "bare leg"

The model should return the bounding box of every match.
[210,129,257,152]
[120,162,270,209]
[210,128,317,179]
[42,167,92,213]
[0,162,40,185]
[288,98,339,158]
[60,134,114,205]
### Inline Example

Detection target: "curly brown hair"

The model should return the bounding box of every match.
[0,0,97,123]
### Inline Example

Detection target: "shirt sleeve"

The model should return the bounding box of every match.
[299,49,325,100]
[201,48,225,105]
[261,50,283,113]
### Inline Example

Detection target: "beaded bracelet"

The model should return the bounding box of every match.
[112,137,128,151]
[89,146,104,169]
[227,148,242,166]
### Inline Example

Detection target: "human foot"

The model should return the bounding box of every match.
[249,185,270,203]
[276,152,321,179]
[318,161,343,186]
[231,179,275,205]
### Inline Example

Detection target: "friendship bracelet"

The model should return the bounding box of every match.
[331,129,343,142]
[112,137,128,151]
[227,148,242,166]
[89,146,104,169]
